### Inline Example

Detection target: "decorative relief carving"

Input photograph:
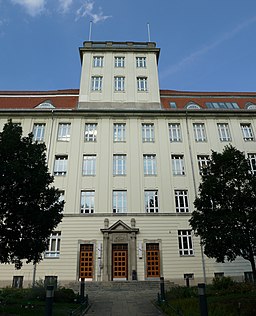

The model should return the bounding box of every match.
[113,233,128,242]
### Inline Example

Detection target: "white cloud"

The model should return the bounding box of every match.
[76,0,111,23]
[11,0,46,17]
[58,0,73,13]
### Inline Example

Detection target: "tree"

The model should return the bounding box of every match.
[190,145,256,283]
[0,120,63,269]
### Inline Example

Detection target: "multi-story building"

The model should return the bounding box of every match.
[0,41,255,288]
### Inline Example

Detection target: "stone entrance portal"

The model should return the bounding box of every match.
[101,219,139,281]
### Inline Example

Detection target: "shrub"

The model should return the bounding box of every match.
[212,276,235,290]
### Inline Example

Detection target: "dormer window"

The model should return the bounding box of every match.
[186,102,200,109]
[246,102,256,110]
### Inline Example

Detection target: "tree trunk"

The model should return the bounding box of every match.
[248,249,256,284]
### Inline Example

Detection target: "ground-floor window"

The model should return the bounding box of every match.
[44,276,58,290]
[12,276,23,288]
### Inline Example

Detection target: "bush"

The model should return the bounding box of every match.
[212,276,235,290]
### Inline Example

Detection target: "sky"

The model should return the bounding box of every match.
[0,0,256,92]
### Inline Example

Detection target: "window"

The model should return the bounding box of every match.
[214,272,224,279]
[205,102,239,109]
[113,154,126,175]
[85,123,97,142]
[172,155,185,175]
[137,77,148,91]
[145,190,158,213]
[169,123,182,142]
[248,154,256,174]
[93,56,103,67]
[193,123,207,142]
[83,155,96,176]
[113,191,127,213]
[197,155,210,175]
[91,76,102,91]
[33,123,45,141]
[54,156,68,176]
[169,102,177,109]
[142,123,154,142]
[115,56,125,67]
[178,230,194,256]
[45,232,61,258]
[217,123,231,141]
[57,123,71,141]
[175,190,189,213]
[144,155,156,175]
[241,123,254,141]
[186,103,200,109]
[81,191,95,214]
[44,276,58,290]
[12,276,23,288]
[244,271,254,283]
[114,76,125,91]
[136,57,146,68]
[113,123,126,142]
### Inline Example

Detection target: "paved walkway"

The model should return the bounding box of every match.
[85,289,166,316]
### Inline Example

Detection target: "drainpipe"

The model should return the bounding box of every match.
[185,111,207,284]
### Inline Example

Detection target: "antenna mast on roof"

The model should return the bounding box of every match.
[89,21,92,41]
[147,23,151,42]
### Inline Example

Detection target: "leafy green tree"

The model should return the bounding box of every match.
[190,145,256,283]
[0,120,63,269]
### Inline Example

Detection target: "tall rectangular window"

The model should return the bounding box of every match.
[54,156,68,176]
[142,123,154,142]
[113,154,126,175]
[91,76,102,91]
[193,123,207,142]
[178,230,194,256]
[175,190,189,213]
[241,123,254,141]
[197,155,210,175]
[57,123,71,141]
[144,154,156,175]
[113,191,127,213]
[248,153,256,174]
[83,155,96,176]
[113,123,126,142]
[114,56,125,67]
[137,77,148,91]
[33,123,45,141]
[169,123,182,142]
[114,76,125,91]
[136,57,146,68]
[85,123,97,142]
[217,123,231,141]
[145,190,158,213]
[172,155,185,175]
[93,56,103,67]
[12,276,23,289]
[45,232,61,258]
[81,191,95,214]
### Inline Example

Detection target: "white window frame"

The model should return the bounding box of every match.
[54,156,68,176]
[143,154,156,175]
[91,76,103,91]
[193,123,207,142]
[197,155,210,175]
[45,232,61,258]
[136,57,146,68]
[137,77,148,91]
[113,123,126,142]
[113,154,126,175]
[217,123,231,142]
[175,190,189,213]
[114,76,125,92]
[145,190,158,213]
[85,123,97,142]
[83,155,96,176]
[248,153,256,174]
[93,56,103,67]
[113,191,127,213]
[169,123,182,142]
[114,56,125,68]
[33,123,45,142]
[178,230,194,256]
[241,123,254,141]
[142,123,154,142]
[172,155,185,175]
[81,191,95,214]
[57,123,71,141]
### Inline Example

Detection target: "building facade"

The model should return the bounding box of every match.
[0,41,256,288]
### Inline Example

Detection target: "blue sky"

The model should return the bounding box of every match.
[0,0,256,92]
